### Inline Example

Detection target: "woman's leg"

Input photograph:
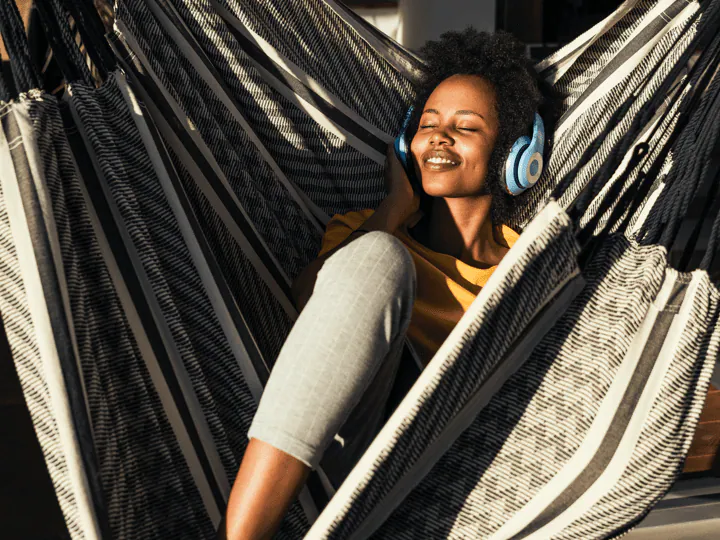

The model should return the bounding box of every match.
[222,232,416,540]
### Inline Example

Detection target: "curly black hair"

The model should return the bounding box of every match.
[409,28,563,225]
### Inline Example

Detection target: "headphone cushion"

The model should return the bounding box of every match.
[505,136,531,195]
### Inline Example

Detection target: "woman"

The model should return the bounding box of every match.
[221,28,557,539]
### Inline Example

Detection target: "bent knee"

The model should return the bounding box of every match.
[322,231,415,296]
[355,231,414,272]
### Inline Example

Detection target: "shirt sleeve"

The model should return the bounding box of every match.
[318,209,376,257]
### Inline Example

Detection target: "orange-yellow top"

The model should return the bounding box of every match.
[319,209,519,366]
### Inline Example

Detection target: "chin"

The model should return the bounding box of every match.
[421,185,452,199]
[421,178,484,199]
[421,175,455,197]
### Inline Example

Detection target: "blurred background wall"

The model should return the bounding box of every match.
[346,0,624,59]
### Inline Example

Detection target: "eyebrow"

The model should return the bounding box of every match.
[423,108,486,121]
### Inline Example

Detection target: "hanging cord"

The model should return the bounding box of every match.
[34,0,95,87]
[564,0,720,223]
[0,0,42,94]
[702,169,720,278]
[567,0,720,226]
[665,36,720,189]
[61,0,116,78]
[642,35,720,247]
[550,3,707,206]
[696,89,720,276]
[596,97,688,245]
[673,76,720,271]
[612,35,720,271]
[658,48,720,252]
[571,23,703,219]
[573,30,720,269]
[691,160,720,271]
[592,39,720,247]
[576,106,685,269]
[626,46,720,243]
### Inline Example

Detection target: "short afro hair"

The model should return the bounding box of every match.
[409,28,562,225]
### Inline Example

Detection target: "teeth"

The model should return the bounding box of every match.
[427,157,457,165]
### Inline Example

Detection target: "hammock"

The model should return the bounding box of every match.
[0,0,718,538]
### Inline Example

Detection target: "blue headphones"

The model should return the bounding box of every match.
[504,112,545,196]
[393,107,545,196]
[393,106,420,190]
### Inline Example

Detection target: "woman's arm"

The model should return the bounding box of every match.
[291,145,418,312]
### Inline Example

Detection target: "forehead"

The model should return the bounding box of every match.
[424,74,497,115]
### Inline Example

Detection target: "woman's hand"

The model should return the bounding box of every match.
[384,143,419,221]
[384,142,414,198]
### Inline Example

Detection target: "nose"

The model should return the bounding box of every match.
[429,127,453,146]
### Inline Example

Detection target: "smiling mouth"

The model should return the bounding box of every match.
[423,155,461,171]
[426,156,458,165]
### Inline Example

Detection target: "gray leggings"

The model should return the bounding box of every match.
[248,232,416,489]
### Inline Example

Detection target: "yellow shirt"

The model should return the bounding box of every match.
[319,209,519,367]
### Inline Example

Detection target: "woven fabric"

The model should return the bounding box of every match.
[220,0,415,133]
[109,1,719,536]
[307,202,581,538]
[162,142,294,363]
[6,0,718,538]
[518,0,702,229]
[639,27,720,249]
[66,73,310,538]
[310,244,718,540]
[377,236,667,539]
[0,95,100,540]
[26,90,218,539]
[116,0,324,277]
[70,73,244,477]
[558,274,720,539]
[113,0,711,245]
[554,0,657,108]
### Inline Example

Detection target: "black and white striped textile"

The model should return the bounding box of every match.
[310,231,718,539]
[1,0,719,538]
[0,94,107,540]
[115,0,708,231]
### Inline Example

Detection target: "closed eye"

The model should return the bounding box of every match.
[420,124,436,129]
[458,127,478,132]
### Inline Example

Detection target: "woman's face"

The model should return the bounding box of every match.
[410,74,500,198]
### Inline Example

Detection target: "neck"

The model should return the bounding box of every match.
[420,196,509,267]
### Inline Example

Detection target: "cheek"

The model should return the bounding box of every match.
[466,143,493,173]
[410,134,425,161]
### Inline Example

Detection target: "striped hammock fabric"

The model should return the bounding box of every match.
[311,219,718,539]
[0,0,718,538]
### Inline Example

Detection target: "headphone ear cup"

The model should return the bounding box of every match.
[394,130,410,170]
[506,113,546,194]
[394,106,414,169]
[394,106,422,191]
[505,136,531,195]
[518,149,544,189]
[518,113,546,188]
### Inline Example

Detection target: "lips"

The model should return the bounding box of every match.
[422,149,461,171]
